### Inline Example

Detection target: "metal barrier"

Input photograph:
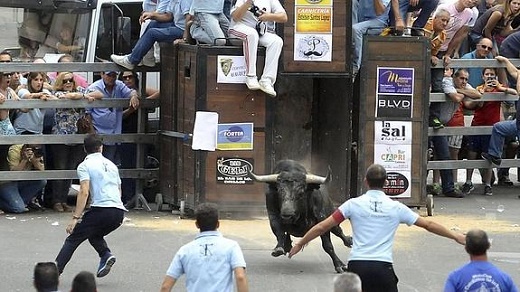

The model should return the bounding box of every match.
[428,58,520,170]
[0,62,160,209]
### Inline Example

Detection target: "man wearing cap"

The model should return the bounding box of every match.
[85,71,139,164]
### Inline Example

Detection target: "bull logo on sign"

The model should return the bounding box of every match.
[220,58,233,76]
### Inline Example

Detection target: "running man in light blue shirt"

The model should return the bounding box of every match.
[289,164,466,292]
[55,134,127,277]
[160,203,249,292]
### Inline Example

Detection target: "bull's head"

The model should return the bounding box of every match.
[250,168,330,223]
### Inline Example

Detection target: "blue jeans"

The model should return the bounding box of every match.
[190,12,229,46]
[431,136,455,193]
[488,120,518,158]
[128,24,184,64]
[0,180,47,213]
[352,19,385,71]
[55,207,124,274]
[389,0,439,28]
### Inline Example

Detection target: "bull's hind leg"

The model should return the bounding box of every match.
[320,232,347,273]
[330,225,353,248]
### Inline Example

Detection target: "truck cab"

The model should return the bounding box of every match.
[0,0,158,82]
[0,0,160,120]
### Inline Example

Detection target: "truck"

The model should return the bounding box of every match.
[0,0,159,85]
[0,0,161,122]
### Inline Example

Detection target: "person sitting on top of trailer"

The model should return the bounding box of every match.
[111,0,193,70]
[228,0,287,97]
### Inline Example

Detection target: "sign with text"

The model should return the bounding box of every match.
[377,67,414,95]
[375,95,412,118]
[217,55,247,84]
[373,144,412,171]
[295,7,332,33]
[216,157,254,185]
[383,171,411,198]
[374,121,412,144]
[216,123,254,150]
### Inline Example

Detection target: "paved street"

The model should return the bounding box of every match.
[1,184,519,292]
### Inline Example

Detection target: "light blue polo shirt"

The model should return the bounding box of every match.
[171,0,192,30]
[86,79,133,136]
[77,152,126,210]
[166,230,246,292]
[190,0,224,14]
[337,190,419,263]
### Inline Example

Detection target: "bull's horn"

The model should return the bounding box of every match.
[249,172,279,183]
[305,174,327,184]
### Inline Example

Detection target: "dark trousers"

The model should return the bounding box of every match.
[347,260,398,292]
[55,207,124,273]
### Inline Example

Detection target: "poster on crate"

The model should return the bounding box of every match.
[373,144,412,171]
[375,94,412,118]
[374,120,412,144]
[294,34,332,61]
[383,171,411,198]
[216,123,254,150]
[217,55,247,83]
[376,67,414,95]
[216,157,254,185]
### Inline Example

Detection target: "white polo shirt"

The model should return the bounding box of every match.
[333,190,419,263]
[77,152,126,210]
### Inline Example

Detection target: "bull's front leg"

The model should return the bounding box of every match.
[330,225,353,248]
[320,232,347,273]
[268,213,288,257]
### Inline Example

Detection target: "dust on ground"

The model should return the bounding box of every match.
[124,210,520,247]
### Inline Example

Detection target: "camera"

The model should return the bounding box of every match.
[26,146,44,158]
[249,4,264,17]
[486,76,497,87]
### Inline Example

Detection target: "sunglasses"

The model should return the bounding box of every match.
[3,73,12,77]
[122,75,134,80]
[0,60,11,63]
[63,78,74,84]
[479,44,492,50]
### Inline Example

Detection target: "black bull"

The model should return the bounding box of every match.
[250,160,353,273]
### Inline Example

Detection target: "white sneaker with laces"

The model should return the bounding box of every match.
[259,80,276,96]
[245,76,261,90]
[111,54,134,70]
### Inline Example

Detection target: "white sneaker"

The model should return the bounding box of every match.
[259,80,276,97]
[111,54,134,70]
[245,76,261,90]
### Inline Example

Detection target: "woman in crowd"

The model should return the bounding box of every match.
[49,72,87,212]
[13,71,55,135]
[470,0,520,49]
[0,72,19,136]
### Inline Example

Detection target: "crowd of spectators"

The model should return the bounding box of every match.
[355,0,520,197]
[0,51,154,214]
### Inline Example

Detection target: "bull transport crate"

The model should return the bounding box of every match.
[159,44,272,214]
[356,36,432,215]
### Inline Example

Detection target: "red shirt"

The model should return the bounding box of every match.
[447,104,464,127]
[472,85,502,126]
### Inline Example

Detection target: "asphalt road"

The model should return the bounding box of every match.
[1,184,519,292]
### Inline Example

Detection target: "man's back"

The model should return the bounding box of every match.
[445,261,518,291]
[336,190,418,263]
[167,230,246,292]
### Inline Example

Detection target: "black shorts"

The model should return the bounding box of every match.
[347,260,398,292]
